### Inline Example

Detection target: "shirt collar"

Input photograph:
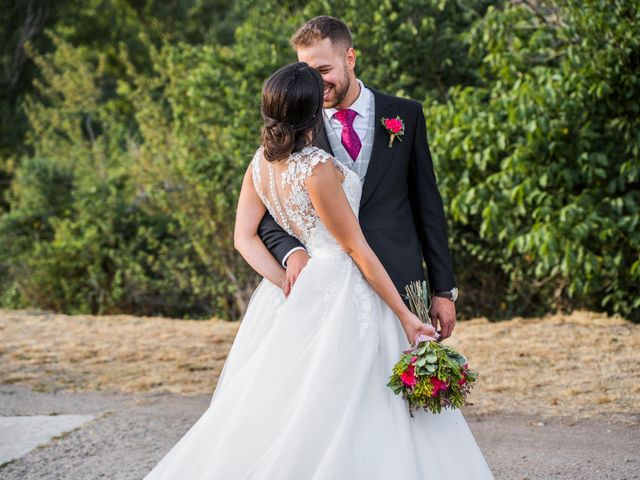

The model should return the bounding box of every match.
[324,79,370,120]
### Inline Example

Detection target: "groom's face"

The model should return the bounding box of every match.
[296,37,355,109]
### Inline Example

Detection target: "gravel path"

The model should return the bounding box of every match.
[1,384,638,479]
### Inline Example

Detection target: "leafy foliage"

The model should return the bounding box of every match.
[0,0,637,321]
[428,0,640,319]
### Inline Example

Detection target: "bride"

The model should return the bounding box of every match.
[144,62,494,479]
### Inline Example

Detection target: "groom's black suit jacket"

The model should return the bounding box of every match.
[258,87,456,295]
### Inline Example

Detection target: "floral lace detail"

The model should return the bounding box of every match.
[314,254,374,341]
[280,146,344,243]
[251,145,374,341]
[251,145,361,249]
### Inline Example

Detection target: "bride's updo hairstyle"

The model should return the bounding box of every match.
[261,62,324,162]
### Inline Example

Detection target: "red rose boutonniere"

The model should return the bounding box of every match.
[380,116,405,148]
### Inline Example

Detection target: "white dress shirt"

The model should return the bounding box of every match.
[324,79,372,147]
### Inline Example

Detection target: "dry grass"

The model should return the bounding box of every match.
[0,309,239,396]
[1,308,638,423]
[445,311,639,423]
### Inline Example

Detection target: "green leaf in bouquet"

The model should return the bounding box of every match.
[415,357,427,367]
[444,355,457,367]
[425,353,438,363]
[426,363,437,373]
[451,352,467,365]
[466,370,479,382]
[390,384,403,394]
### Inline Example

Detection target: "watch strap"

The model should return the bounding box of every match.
[433,287,458,301]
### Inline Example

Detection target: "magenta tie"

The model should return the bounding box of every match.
[333,109,361,161]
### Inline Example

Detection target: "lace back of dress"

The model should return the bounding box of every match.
[251,146,347,245]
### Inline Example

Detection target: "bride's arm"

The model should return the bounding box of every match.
[234,165,286,287]
[306,161,436,340]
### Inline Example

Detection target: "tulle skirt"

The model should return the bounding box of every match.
[144,251,494,479]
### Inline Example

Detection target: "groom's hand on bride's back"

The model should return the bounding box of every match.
[283,249,310,297]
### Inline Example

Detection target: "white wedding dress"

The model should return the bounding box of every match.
[144,145,494,479]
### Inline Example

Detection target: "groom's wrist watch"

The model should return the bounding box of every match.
[433,287,458,302]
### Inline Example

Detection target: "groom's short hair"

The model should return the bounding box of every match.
[291,16,353,52]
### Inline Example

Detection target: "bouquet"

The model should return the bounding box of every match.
[387,281,478,416]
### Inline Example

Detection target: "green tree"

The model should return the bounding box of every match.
[2,0,637,322]
[428,0,640,319]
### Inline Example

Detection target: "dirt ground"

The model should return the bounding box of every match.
[1,384,638,480]
[1,307,638,424]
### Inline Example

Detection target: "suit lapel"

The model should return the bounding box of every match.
[360,88,396,207]
[312,87,397,207]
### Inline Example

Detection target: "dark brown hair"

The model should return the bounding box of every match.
[290,15,353,51]
[260,62,323,162]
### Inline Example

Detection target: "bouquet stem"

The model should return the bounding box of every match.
[404,280,432,326]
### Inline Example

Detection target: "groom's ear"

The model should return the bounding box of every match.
[346,47,357,70]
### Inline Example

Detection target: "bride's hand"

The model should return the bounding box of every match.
[399,312,438,346]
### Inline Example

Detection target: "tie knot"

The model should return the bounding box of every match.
[333,108,357,127]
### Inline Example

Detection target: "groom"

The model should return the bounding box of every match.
[258,16,458,339]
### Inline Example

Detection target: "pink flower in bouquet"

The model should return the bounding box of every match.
[430,377,448,397]
[458,373,467,386]
[410,355,418,364]
[400,365,417,387]
[384,117,403,134]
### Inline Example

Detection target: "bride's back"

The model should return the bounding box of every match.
[251,145,362,254]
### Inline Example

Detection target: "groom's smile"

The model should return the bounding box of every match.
[323,84,333,102]
[295,37,360,110]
